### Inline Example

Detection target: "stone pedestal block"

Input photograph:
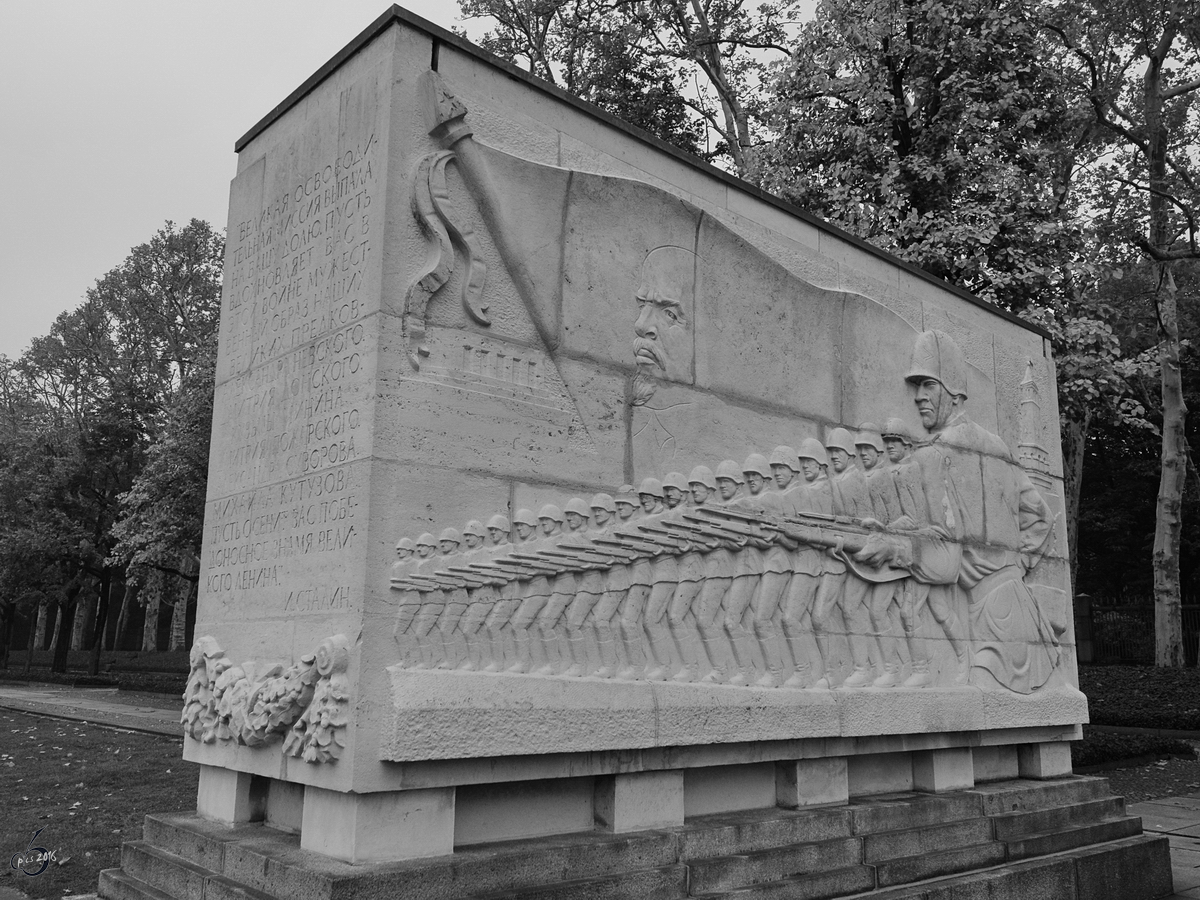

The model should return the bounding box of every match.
[300,786,455,863]
[1019,741,1074,779]
[196,766,264,824]
[776,757,849,809]
[913,747,976,794]
[594,771,685,833]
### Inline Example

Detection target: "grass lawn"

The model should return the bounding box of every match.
[0,710,198,899]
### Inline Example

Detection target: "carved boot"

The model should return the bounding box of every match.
[728,631,756,686]
[595,632,620,679]
[508,631,532,674]
[756,665,783,689]
[617,623,645,680]
[873,662,901,688]
[483,630,505,673]
[783,662,810,689]
[904,659,935,688]
[841,666,875,689]
[459,634,480,671]
[534,626,560,676]
[697,637,727,684]
[562,629,588,678]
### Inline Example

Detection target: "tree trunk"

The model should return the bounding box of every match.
[142,583,160,652]
[89,567,112,676]
[0,600,12,670]
[71,593,93,651]
[113,582,138,651]
[24,608,37,675]
[52,585,81,674]
[34,602,47,651]
[1154,263,1187,666]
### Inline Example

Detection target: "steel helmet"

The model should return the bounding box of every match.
[662,472,689,493]
[615,484,639,506]
[416,532,437,547]
[487,513,511,531]
[512,508,537,527]
[742,453,771,478]
[396,537,415,551]
[769,445,799,470]
[463,519,487,538]
[906,330,968,398]
[590,492,616,513]
[797,438,828,466]
[854,425,885,452]
[537,504,564,523]
[881,418,915,446]
[688,465,717,490]
[638,477,665,499]
[564,497,591,518]
[715,460,745,483]
[825,427,856,455]
[438,527,462,545]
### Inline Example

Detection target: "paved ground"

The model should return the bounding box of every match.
[0,683,179,736]
[1,682,1198,898]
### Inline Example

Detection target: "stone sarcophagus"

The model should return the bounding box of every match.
[181,6,1087,867]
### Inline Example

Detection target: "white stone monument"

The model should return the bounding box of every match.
[101,8,1172,900]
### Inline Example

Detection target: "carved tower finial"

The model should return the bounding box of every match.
[1018,358,1049,472]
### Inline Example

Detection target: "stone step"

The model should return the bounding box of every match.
[121,841,213,900]
[686,836,862,895]
[1004,815,1144,861]
[676,807,853,860]
[143,813,292,873]
[693,865,876,900]
[874,841,1008,888]
[862,816,993,863]
[99,868,176,900]
[969,776,1112,817]
[838,832,1172,900]
[466,863,688,900]
[990,795,1125,840]
[846,792,983,836]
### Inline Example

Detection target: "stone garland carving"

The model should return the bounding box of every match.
[390,331,1066,695]
[182,634,351,763]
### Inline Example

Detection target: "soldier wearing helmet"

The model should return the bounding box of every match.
[853,425,909,688]
[690,462,742,683]
[430,528,472,670]
[778,439,835,688]
[606,481,654,679]
[855,330,1057,692]
[587,491,635,678]
[390,537,424,665]
[810,427,877,688]
[457,524,498,672]
[632,476,685,681]
[664,469,718,682]
[482,514,520,672]
[555,498,604,677]
[401,532,449,669]
[390,537,417,586]
[712,454,773,686]
[505,506,562,674]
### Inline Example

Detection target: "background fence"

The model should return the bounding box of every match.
[1084,602,1200,665]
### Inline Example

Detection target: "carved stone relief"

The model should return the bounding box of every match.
[389,331,1064,696]
[182,634,351,762]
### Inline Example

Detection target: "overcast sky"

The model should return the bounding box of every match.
[0,0,469,360]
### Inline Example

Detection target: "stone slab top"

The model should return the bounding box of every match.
[230,2,1048,342]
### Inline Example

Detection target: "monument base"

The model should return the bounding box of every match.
[99,776,1170,900]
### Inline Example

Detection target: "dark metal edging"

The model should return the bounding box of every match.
[233,4,1050,340]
